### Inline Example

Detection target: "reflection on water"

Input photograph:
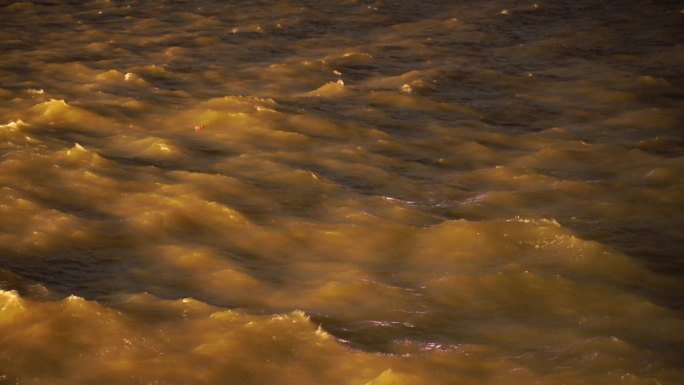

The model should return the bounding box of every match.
[1,1,683,384]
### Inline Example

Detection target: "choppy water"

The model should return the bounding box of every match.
[1,1,683,384]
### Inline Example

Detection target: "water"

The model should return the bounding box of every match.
[1,1,683,384]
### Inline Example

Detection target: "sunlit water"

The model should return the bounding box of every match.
[1,1,683,384]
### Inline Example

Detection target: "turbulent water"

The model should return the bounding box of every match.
[1,1,683,384]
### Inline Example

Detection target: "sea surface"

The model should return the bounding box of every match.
[1,1,683,384]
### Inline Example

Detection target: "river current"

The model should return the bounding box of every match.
[1,1,683,384]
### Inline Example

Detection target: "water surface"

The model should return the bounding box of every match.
[1,1,683,384]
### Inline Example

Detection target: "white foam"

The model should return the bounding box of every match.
[0,120,28,131]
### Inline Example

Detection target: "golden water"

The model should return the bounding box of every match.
[1,1,683,384]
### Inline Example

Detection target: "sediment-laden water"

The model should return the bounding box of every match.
[1,1,683,384]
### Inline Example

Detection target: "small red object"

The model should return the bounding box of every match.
[194,124,204,132]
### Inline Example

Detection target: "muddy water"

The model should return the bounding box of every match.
[1,1,684,384]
